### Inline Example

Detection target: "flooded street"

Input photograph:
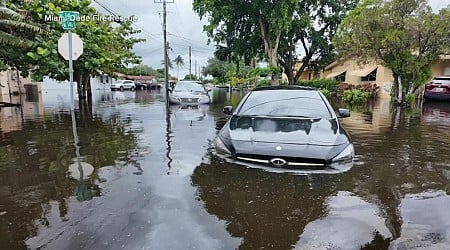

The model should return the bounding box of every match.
[1,88,449,249]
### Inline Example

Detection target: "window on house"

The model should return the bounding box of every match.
[106,77,109,83]
[100,75,104,83]
[361,69,377,81]
[335,72,346,82]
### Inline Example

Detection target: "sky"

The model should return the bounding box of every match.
[91,0,214,79]
[91,0,449,79]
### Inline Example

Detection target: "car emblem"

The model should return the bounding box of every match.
[188,98,192,102]
[276,146,282,151]
[270,158,287,167]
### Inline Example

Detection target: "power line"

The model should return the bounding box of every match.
[92,0,161,40]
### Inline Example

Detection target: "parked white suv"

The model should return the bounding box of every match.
[110,80,136,91]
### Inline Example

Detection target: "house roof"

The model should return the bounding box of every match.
[326,70,346,79]
[349,66,378,77]
[126,75,156,81]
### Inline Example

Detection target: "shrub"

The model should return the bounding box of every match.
[405,93,415,104]
[297,79,339,93]
[256,79,271,87]
[319,88,332,99]
[342,89,370,105]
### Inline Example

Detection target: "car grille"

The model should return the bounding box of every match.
[180,98,199,103]
[236,153,326,168]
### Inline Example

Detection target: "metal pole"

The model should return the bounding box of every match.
[69,30,74,111]
[163,0,169,108]
[189,46,192,80]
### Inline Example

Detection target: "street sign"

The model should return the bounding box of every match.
[59,11,79,30]
[58,33,83,60]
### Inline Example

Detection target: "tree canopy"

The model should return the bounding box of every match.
[127,64,160,76]
[173,55,184,80]
[4,0,143,99]
[334,0,450,104]
[193,0,357,85]
[0,2,41,70]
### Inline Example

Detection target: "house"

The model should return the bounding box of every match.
[431,55,450,76]
[125,75,157,83]
[0,69,41,102]
[323,55,450,100]
[1,70,27,96]
[282,61,321,83]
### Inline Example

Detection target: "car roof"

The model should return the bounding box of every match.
[252,85,317,91]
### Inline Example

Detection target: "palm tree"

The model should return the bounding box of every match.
[173,55,184,80]
[0,4,40,46]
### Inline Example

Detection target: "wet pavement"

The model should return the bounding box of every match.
[0,88,449,250]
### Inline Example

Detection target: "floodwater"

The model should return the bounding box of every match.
[0,88,449,250]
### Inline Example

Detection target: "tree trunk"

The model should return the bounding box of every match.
[393,74,403,105]
[86,74,92,99]
[258,14,281,86]
[74,70,83,101]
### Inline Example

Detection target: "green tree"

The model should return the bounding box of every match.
[183,74,197,80]
[279,0,358,85]
[193,0,357,86]
[0,2,41,70]
[173,55,184,80]
[334,0,450,104]
[202,57,233,83]
[193,0,298,85]
[127,64,159,76]
[22,0,143,99]
[161,58,173,70]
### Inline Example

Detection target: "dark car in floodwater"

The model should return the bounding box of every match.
[214,86,354,169]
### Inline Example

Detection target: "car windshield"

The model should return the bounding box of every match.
[174,82,205,92]
[238,90,331,118]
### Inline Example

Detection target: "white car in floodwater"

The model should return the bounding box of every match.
[169,81,211,106]
[110,80,136,91]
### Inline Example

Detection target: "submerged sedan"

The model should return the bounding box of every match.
[214,86,354,169]
[169,81,211,106]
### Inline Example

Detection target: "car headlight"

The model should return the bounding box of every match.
[332,144,354,162]
[214,136,232,155]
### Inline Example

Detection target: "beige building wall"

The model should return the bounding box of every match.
[0,70,41,100]
[282,62,320,82]
[323,57,393,99]
[0,69,34,96]
[431,55,450,76]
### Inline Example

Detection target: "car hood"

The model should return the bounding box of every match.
[170,92,208,98]
[228,116,347,146]
[221,116,350,161]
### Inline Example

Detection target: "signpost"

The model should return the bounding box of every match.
[57,11,83,111]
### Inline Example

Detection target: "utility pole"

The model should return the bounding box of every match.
[155,0,174,106]
[189,46,192,80]
[194,60,197,79]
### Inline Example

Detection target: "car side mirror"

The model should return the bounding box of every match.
[223,106,233,115]
[338,108,350,118]
[206,88,212,93]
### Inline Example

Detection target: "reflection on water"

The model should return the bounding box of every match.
[1,88,450,249]
[0,93,140,249]
[294,191,391,249]
[390,191,450,249]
